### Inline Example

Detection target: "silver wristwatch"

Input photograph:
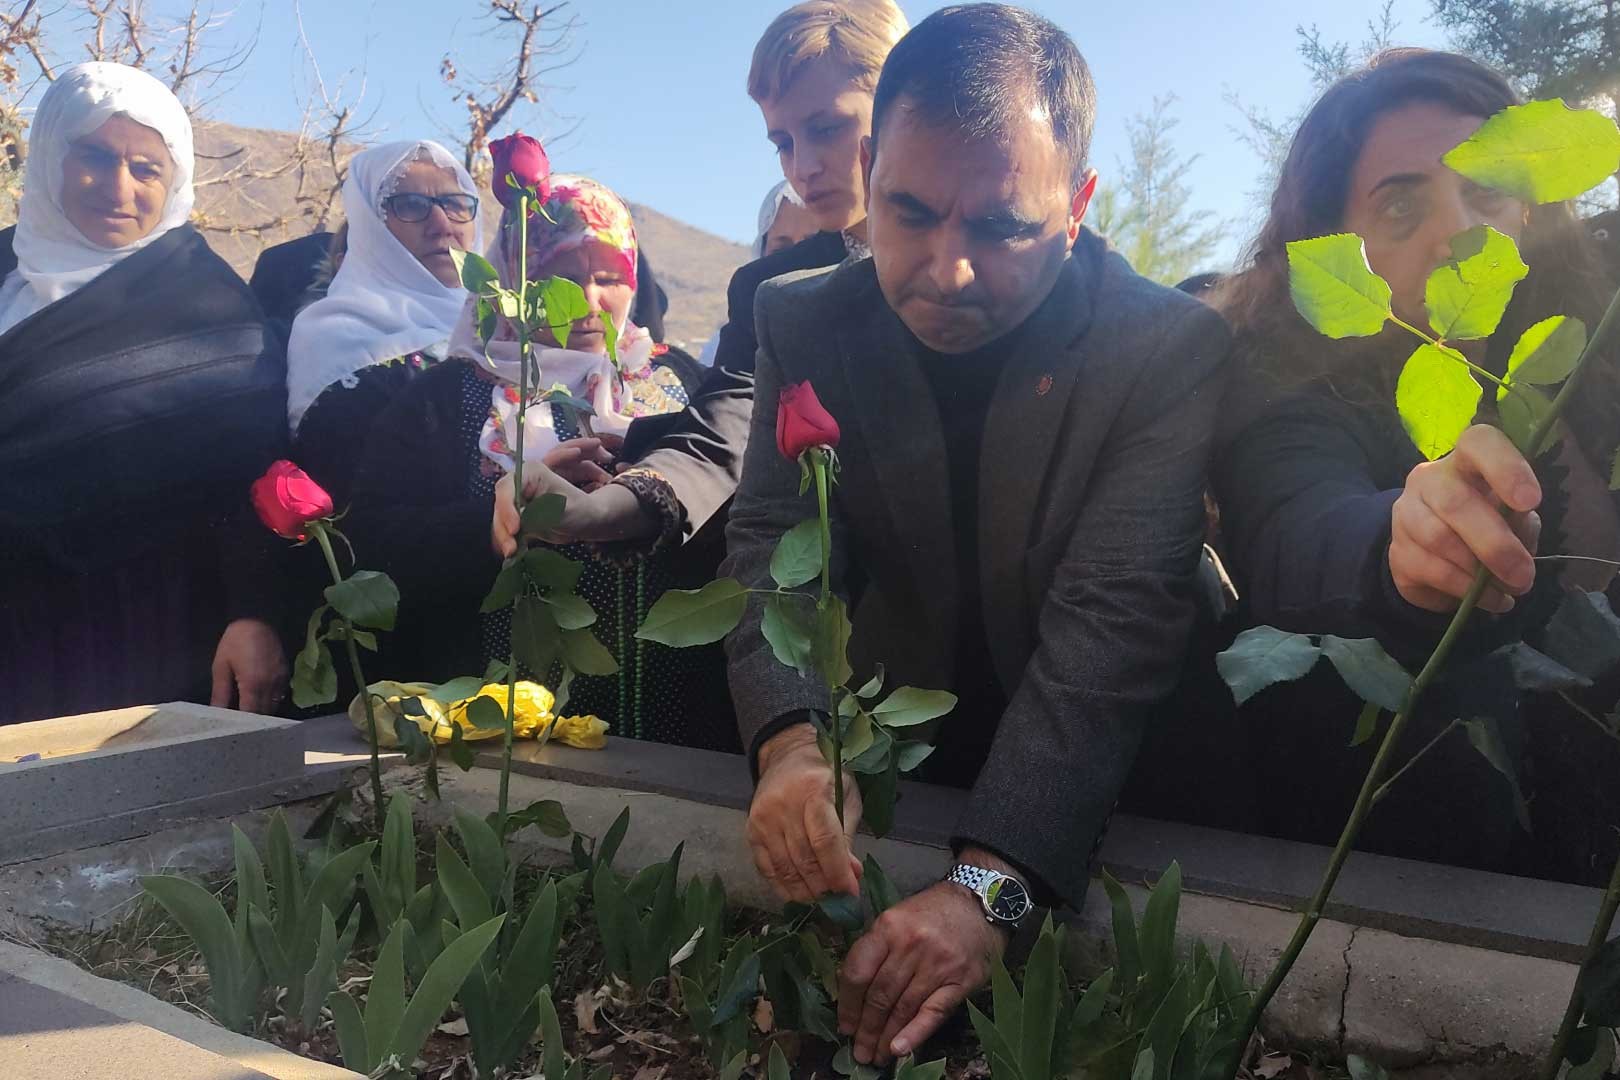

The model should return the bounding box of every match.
[946,863,1033,927]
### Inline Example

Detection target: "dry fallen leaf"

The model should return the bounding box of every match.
[1253,1054,1293,1079]
[436,1017,470,1037]
[631,1065,667,1080]
[587,1044,618,1062]
[753,996,775,1034]
[575,990,601,1035]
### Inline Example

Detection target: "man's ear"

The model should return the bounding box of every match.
[860,135,874,213]
[1068,168,1099,245]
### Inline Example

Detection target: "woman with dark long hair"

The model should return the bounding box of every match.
[1212,48,1620,881]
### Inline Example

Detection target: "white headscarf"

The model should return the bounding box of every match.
[753,179,806,259]
[285,139,482,431]
[0,62,195,337]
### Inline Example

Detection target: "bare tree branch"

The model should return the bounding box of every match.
[442,0,580,173]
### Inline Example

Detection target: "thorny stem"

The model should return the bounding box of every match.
[500,190,534,836]
[314,526,385,827]
[1541,851,1620,1079]
[1225,278,1620,1080]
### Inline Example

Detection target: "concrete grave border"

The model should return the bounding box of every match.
[0,714,1590,1077]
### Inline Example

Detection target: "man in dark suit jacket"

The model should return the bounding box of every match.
[726,5,1230,1064]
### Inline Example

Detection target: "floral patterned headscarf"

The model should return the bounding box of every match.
[503,173,638,291]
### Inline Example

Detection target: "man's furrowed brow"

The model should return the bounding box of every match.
[886,191,940,219]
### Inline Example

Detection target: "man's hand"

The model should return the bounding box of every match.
[747,724,863,903]
[838,867,1006,1065]
[1390,424,1542,614]
[210,618,288,714]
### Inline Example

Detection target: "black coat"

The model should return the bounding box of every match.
[0,224,287,724]
[621,231,850,550]
[722,234,1230,906]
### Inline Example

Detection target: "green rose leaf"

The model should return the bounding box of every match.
[770,519,824,589]
[1543,592,1620,682]
[1319,636,1412,713]
[326,624,378,651]
[894,739,935,772]
[446,724,475,771]
[872,686,957,728]
[537,276,590,348]
[560,628,619,676]
[762,592,815,676]
[480,560,525,614]
[513,595,562,678]
[542,591,598,630]
[476,296,497,344]
[1423,225,1527,341]
[464,694,507,731]
[1462,715,1532,832]
[1499,382,1556,457]
[817,892,864,930]
[1286,233,1393,339]
[841,710,875,763]
[541,387,598,417]
[856,663,886,700]
[814,596,854,687]
[291,638,337,708]
[324,570,400,631]
[452,249,500,297]
[845,721,893,775]
[1351,702,1380,748]
[1396,344,1482,460]
[1504,315,1586,389]
[635,578,747,646]
[524,547,586,595]
[426,675,486,706]
[1443,99,1620,205]
[1497,641,1593,692]
[521,493,567,535]
[601,311,620,363]
[509,799,573,839]
[1216,626,1322,705]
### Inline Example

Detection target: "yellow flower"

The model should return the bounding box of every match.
[551,714,609,749]
[349,680,443,747]
[449,681,555,739]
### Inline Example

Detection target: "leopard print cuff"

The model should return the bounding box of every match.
[609,466,684,554]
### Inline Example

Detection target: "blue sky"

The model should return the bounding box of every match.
[32,1,1451,267]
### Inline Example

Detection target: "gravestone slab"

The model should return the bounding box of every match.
[0,703,304,864]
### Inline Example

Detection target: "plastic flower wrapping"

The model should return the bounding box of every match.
[349,679,607,750]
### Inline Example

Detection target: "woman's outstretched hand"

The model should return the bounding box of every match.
[491,435,657,555]
[1390,424,1543,614]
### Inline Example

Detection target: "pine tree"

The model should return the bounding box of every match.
[1432,0,1620,195]
[1095,96,1229,285]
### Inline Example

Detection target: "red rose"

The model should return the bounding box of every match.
[489,133,552,209]
[777,381,841,461]
[251,460,334,541]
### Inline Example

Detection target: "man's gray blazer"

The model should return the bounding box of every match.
[721,229,1230,905]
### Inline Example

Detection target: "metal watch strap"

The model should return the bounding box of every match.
[947,863,999,898]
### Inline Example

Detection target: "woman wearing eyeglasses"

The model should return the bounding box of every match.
[286,140,485,511]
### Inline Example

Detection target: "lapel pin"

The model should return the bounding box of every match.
[1036,374,1054,397]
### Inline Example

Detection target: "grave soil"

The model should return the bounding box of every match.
[31,860,1349,1080]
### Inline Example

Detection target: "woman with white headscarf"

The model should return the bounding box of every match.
[285,139,481,509]
[0,62,287,725]
[695,180,817,365]
[347,171,735,751]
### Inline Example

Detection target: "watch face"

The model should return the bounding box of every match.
[985,876,1031,922]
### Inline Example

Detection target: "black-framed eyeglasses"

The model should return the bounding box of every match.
[382,192,479,223]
